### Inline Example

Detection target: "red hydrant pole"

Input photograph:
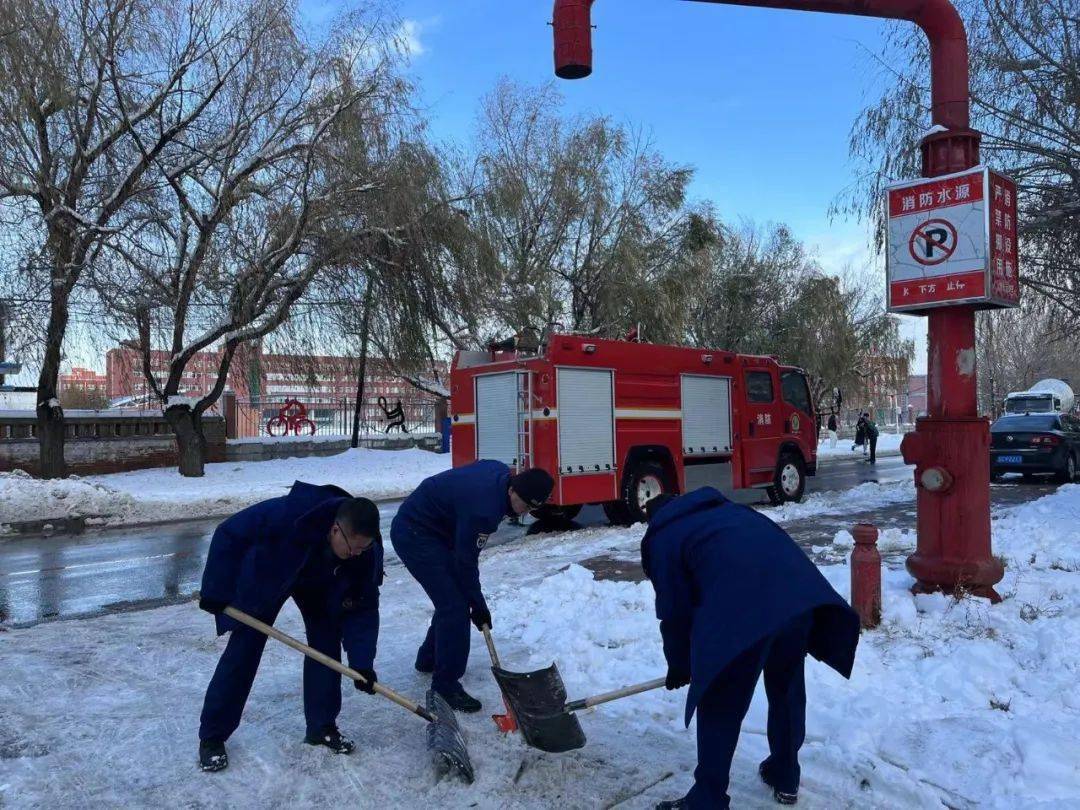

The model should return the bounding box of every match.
[850,524,882,628]
[552,0,1003,601]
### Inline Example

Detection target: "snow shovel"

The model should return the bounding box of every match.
[492,668,668,754]
[223,606,474,783]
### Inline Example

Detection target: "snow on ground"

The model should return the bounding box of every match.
[820,430,905,458]
[816,431,905,458]
[0,448,451,532]
[759,478,914,525]
[3,485,1077,808]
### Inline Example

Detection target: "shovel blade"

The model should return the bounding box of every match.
[425,689,475,784]
[491,664,587,754]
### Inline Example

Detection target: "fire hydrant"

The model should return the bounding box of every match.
[850,523,882,629]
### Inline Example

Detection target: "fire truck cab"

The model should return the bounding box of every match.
[449,334,817,524]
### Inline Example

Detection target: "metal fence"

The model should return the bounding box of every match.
[233,396,438,439]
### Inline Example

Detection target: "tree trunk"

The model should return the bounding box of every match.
[166,404,207,477]
[350,282,374,449]
[36,283,70,479]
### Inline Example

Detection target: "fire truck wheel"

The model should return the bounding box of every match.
[531,503,583,522]
[616,461,674,524]
[768,453,806,505]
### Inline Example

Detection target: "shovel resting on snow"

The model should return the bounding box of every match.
[224,606,475,783]
[483,624,666,753]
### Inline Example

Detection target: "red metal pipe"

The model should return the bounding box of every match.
[553,0,970,127]
[552,0,1003,600]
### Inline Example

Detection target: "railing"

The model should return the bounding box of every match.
[231,396,438,439]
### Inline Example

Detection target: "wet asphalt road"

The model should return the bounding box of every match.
[0,454,1052,627]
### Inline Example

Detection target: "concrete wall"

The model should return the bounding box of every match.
[0,411,225,476]
[226,433,441,463]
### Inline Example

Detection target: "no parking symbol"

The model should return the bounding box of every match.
[908,219,957,266]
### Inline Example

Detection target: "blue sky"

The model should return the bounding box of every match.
[373,1,931,367]
[380,0,895,264]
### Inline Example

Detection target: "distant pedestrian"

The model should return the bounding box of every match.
[827,413,838,449]
[857,412,879,464]
[852,420,865,454]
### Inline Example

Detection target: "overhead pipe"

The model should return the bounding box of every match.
[553,0,970,129]
[552,0,1003,600]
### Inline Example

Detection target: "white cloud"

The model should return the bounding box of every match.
[396,18,426,60]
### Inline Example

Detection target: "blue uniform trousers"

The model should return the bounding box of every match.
[687,611,812,809]
[391,528,471,692]
[198,594,345,742]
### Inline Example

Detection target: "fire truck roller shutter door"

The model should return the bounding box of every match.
[681,375,733,456]
[556,368,616,475]
[475,372,520,467]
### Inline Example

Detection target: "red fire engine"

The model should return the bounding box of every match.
[450,333,818,524]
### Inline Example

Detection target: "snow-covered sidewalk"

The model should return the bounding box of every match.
[0,448,452,533]
[2,484,1078,807]
[816,430,905,458]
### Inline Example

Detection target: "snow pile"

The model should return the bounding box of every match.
[494,564,683,728]
[0,448,450,531]
[817,431,905,458]
[0,469,136,526]
[990,483,1080,571]
[761,479,914,524]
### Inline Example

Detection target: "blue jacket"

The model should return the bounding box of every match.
[392,460,511,610]
[642,488,859,726]
[200,481,383,670]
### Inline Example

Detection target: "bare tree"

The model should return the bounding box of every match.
[88,1,410,475]
[686,223,913,409]
[977,303,1080,417]
[0,0,294,477]
[464,79,708,343]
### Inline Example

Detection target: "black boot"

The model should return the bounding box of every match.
[434,683,482,713]
[655,798,688,809]
[304,725,355,754]
[199,738,228,772]
[759,760,798,805]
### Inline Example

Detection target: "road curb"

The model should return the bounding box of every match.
[0,494,408,543]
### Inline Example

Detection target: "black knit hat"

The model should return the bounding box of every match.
[509,468,555,508]
[645,493,676,521]
[336,497,381,538]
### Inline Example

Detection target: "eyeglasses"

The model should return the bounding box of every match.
[336,522,374,556]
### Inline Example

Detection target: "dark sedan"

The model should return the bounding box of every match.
[990,413,1080,482]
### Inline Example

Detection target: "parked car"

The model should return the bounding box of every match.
[990,413,1080,483]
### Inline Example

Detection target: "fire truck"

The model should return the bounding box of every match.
[449,333,818,524]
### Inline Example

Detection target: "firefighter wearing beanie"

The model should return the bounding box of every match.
[390,462,554,712]
[196,484,384,772]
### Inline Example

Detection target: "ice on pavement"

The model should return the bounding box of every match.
[2,485,1079,807]
[0,448,452,532]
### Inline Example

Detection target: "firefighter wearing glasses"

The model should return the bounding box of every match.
[196,482,383,772]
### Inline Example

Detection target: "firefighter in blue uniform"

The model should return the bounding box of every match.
[642,489,860,809]
[391,461,554,712]
[196,482,384,773]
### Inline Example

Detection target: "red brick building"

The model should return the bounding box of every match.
[104,344,447,414]
[59,366,108,395]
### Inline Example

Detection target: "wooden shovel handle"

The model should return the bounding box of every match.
[223,606,435,723]
[481,625,501,668]
[564,677,667,713]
